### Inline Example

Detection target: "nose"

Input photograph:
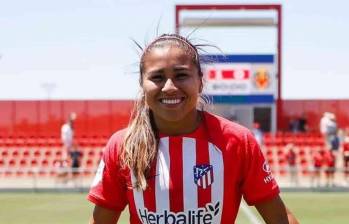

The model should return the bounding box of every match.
[162,78,178,93]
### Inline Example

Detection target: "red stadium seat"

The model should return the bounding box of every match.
[22,149,30,157]
[30,159,38,167]
[88,150,96,157]
[55,150,62,158]
[266,147,273,157]
[19,159,27,167]
[41,159,49,167]
[16,170,25,176]
[85,159,94,167]
[298,147,306,157]
[33,149,42,158]
[11,149,19,157]
[44,149,52,157]
[1,150,9,158]
[8,159,16,167]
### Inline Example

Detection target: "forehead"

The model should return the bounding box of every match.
[143,46,195,69]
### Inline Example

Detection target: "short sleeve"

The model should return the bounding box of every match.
[241,132,280,205]
[87,132,128,212]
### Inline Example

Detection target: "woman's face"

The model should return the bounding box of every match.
[142,45,202,132]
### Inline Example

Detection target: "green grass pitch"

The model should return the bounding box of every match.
[0,192,348,223]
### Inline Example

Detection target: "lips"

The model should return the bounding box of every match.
[159,97,185,105]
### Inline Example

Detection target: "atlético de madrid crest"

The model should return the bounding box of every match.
[193,164,214,189]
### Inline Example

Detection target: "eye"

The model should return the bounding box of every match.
[176,73,189,80]
[149,74,164,82]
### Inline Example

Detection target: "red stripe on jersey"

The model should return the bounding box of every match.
[143,164,156,212]
[169,137,184,212]
[196,139,211,207]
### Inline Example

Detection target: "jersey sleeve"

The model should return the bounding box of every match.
[87,132,128,212]
[241,132,280,205]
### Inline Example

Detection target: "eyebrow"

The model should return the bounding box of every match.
[173,66,190,71]
[147,66,190,74]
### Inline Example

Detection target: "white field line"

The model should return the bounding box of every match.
[240,200,262,224]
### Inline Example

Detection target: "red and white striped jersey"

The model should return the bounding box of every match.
[88,112,279,224]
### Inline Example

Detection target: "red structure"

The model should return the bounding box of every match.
[0,100,133,138]
[1,99,349,138]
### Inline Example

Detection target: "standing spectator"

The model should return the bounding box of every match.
[289,114,307,133]
[61,112,77,160]
[251,122,263,146]
[288,116,299,133]
[311,148,324,187]
[329,130,340,152]
[320,112,337,148]
[285,144,298,186]
[323,150,336,187]
[70,148,82,187]
[298,113,308,133]
[342,136,349,183]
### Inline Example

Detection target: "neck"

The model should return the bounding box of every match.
[154,110,202,136]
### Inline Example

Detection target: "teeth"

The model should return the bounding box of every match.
[161,98,181,104]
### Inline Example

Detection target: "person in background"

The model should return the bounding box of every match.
[61,112,77,160]
[285,143,298,186]
[251,122,264,147]
[320,112,337,148]
[323,150,336,187]
[87,34,298,224]
[297,113,308,133]
[311,148,324,187]
[329,129,340,152]
[342,136,349,184]
[288,116,299,133]
[70,147,83,187]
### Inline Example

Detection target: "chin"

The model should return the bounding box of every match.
[160,113,186,123]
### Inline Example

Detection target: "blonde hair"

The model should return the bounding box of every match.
[121,34,205,190]
[121,93,157,190]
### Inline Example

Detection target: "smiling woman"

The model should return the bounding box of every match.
[87,34,299,224]
[141,39,203,134]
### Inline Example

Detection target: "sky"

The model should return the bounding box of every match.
[0,0,348,100]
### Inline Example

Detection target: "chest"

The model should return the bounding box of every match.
[126,137,229,223]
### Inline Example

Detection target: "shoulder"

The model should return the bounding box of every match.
[202,111,259,156]
[203,111,254,142]
[103,128,128,159]
[107,128,128,146]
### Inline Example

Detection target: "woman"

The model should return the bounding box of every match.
[88,34,298,224]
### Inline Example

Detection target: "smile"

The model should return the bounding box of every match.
[160,97,184,105]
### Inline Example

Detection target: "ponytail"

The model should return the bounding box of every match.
[121,93,158,190]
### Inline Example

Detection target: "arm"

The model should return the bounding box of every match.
[255,195,299,224]
[89,205,121,224]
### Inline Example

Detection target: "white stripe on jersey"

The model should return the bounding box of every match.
[206,169,212,187]
[131,172,144,218]
[182,137,197,210]
[155,137,170,212]
[91,159,105,187]
[209,143,224,223]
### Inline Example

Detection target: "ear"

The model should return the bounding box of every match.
[199,78,203,93]
[141,89,149,107]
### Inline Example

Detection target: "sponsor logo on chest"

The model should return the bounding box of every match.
[138,201,221,224]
